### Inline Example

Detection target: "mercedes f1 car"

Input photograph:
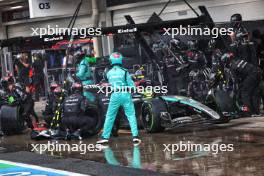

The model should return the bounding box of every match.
[141,96,222,133]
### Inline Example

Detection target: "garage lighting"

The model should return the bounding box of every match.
[10,5,23,9]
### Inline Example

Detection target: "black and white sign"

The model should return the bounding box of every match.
[28,0,92,18]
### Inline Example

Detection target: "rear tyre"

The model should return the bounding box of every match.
[83,101,103,137]
[0,105,25,135]
[141,99,166,133]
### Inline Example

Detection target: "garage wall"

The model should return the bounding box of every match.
[6,15,95,39]
[112,0,264,25]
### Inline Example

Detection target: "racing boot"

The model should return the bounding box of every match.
[97,137,109,145]
[132,136,141,146]
[71,130,82,140]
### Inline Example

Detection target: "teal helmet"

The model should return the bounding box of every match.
[109,52,123,65]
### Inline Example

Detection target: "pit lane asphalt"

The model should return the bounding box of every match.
[0,101,264,176]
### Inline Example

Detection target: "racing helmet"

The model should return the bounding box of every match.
[187,40,198,50]
[109,52,123,65]
[71,82,83,93]
[231,14,242,27]
[170,38,181,49]
[86,56,97,64]
[220,52,234,66]
[231,13,242,23]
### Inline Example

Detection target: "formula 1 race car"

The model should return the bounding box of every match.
[141,95,223,133]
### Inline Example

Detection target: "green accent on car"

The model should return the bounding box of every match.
[161,96,202,112]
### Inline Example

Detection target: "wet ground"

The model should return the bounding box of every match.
[0,101,264,176]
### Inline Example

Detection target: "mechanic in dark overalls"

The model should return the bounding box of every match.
[230,14,258,66]
[42,82,61,127]
[221,53,262,115]
[186,40,210,101]
[62,82,96,140]
[208,39,223,73]
[186,40,208,70]
[3,76,39,129]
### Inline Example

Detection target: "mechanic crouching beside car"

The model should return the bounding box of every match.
[221,53,263,116]
[62,82,97,140]
[96,52,141,146]
[1,76,39,130]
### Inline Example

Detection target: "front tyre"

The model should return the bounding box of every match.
[141,99,166,133]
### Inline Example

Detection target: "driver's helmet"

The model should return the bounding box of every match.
[71,82,83,94]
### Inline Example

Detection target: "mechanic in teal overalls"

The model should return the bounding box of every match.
[97,52,141,145]
[76,54,96,103]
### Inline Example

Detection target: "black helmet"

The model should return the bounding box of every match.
[71,82,83,93]
[231,13,242,23]
[231,14,242,27]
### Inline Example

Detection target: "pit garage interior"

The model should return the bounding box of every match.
[0,0,264,176]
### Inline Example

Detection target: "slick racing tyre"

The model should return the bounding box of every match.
[0,105,25,135]
[205,92,230,123]
[84,106,103,137]
[142,99,166,133]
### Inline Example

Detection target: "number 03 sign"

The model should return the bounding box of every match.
[28,0,92,18]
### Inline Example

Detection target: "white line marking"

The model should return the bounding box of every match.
[0,160,89,176]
